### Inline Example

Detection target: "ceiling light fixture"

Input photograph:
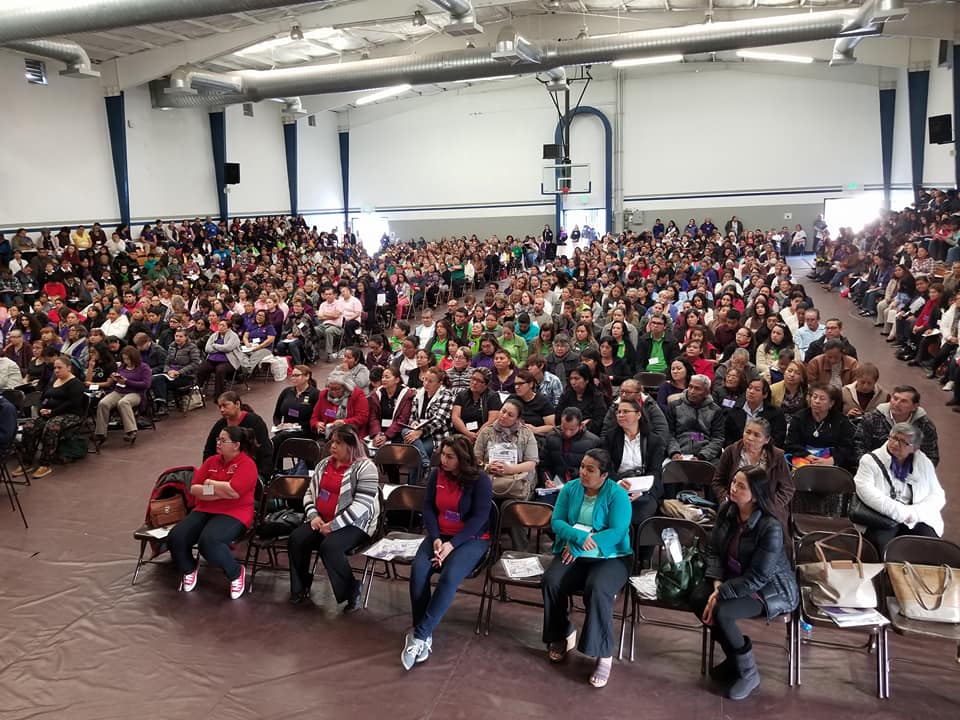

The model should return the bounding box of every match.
[290,23,304,41]
[576,27,588,40]
[412,10,427,27]
[611,54,683,68]
[355,84,412,106]
[736,49,813,64]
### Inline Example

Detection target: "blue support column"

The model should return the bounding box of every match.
[953,45,960,188]
[553,106,613,236]
[283,121,298,217]
[209,110,228,221]
[907,69,930,201]
[879,88,896,210]
[104,93,130,226]
[338,131,350,231]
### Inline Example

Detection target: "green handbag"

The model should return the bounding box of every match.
[656,545,706,602]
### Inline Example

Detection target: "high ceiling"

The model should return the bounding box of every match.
[54,1,951,71]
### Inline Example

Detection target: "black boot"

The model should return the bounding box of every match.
[728,636,760,700]
[709,655,738,683]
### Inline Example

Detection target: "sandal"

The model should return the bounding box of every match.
[589,657,612,688]
[548,629,576,663]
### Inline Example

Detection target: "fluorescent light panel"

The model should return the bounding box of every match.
[611,54,683,68]
[736,50,813,64]
[451,74,519,84]
[355,84,412,105]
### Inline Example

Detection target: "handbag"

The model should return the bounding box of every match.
[797,532,883,608]
[257,509,305,539]
[657,545,705,602]
[848,453,899,530]
[491,472,533,500]
[148,494,187,528]
[887,562,960,623]
[184,387,204,411]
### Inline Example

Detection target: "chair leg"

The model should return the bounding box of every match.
[617,590,629,661]
[629,595,637,663]
[475,574,488,635]
[877,626,890,699]
[2,468,28,528]
[362,558,376,609]
[132,539,148,585]
[484,579,497,636]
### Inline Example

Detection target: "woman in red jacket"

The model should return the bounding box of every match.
[309,369,370,440]
[169,425,259,600]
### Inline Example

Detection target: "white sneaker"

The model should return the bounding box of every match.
[417,635,432,664]
[181,562,199,592]
[229,565,246,600]
[943,381,955,392]
[401,633,425,671]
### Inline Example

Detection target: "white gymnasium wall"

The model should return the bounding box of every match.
[891,68,913,191]
[923,62,955,187]
[224,101,289,216]
[622,68,882,201]
[0,50,118,229]
[345,81,566,219]
[124,84,219,221]
[296,106,343,216]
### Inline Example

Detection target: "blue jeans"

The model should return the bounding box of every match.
[408,437,434,485]
[168,511,246,581]
[409,536,489,640]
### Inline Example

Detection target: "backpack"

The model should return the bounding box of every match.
[58,434,88,461]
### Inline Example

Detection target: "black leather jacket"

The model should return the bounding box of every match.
[705,502,799,620]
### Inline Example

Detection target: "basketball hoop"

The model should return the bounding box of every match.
[561,187,570,195]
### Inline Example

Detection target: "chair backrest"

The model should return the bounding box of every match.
[383,484,426,514]
[2,389,25,412]
[467,500,501,579]
[275,437,324,472]
[883,535,960,566]
[791,465,856,517]
[635,516,709,549]
[796,531,880,564]
[498,500,554,532]
[637,372,666,391]
[265,474,311,502]
[662,459,715,488]
[373,443,423,470]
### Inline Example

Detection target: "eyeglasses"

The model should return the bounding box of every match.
[215,438,238,445]
[888,436,914,447]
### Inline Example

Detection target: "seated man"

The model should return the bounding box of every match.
[805,339,858,389]
[133,332,167,375]
[540,407,601,501]
[151,329,202,414]
[316,285,344,361]
[665,374,726,464]
[854,385,940,467]
[803,318,858,362]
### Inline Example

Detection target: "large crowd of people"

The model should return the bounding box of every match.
[1,189,956,695]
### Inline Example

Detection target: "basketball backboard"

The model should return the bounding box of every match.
[541,163,591,196]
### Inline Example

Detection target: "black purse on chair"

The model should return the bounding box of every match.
[847,452,899,530]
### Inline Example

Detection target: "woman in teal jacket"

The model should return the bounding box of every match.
[542,448,632,689]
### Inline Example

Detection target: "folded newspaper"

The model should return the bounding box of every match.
[500,556,544,579]
[819,606,890,627]
[629,570,659,600]
[362,537,425,561]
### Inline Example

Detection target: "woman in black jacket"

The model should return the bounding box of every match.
[690,466,799,701]
[602,397,665,527]
[203,391,274,479]
[554,364,608,434]
[784,383,856,472]
[271,365,320,464]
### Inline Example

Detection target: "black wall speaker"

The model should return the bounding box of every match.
[224,162,240,184]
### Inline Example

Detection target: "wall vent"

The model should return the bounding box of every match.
[242,102,254,117]
[308,114,316,127]
[24,58,48,85]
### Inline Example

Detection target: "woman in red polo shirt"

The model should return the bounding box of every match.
[401,435,493,671]
[169,425,259,600]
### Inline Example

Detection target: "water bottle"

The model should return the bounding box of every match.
[661,527,683,565]
[799,620,813,639]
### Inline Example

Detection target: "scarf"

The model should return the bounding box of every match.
[329,390,351,420]
[490,419,522,445]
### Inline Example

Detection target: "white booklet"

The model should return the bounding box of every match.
[501,556,545,578]
[820,606,890,627]
[362,537,425,561]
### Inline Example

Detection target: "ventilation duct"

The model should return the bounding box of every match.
[430,0,482,36]
[540,67,568,93]
[830,0,906,66]
[4,38,99,78]
[166,65,244,95]
[0,0,329,44]
[154,1,896,109]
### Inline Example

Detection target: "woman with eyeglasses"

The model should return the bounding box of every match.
[852,421,944,552]
[288,424,381,609]
[510,368,557,437]
[474,397,539,501]
[203,391,274,480]
[602,397,665,527]
[555,364,607,434]
[271,364,320,458]
[451,367,501,444]
[169,424,259,600]
[445,346,473,391]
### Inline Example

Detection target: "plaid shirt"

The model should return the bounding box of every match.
[411,386,454,444]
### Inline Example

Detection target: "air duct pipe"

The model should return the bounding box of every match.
[4,38,99,78]
[0,0,329,44]
[430,1,474,20]
[166,65,244,95]
[831,0,905,66]
[155,1,895,108]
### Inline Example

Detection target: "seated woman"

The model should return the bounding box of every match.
[542,448,632,689]
[852,421,945,553]
[309,370,370,441]
[94,345,151,446]
[712,417,794,534]
[723,378,787,448]
[288,425,381,608]
[240,309,276,372]
[15,354,85,479]
[554,364,607,433]
[712,365,746,410]
[403,366,455,483]
[489,348,518,395]
[579,348,614,405]
[769,359,808,421]
[840,362,888,420]
[690,466,799,700]
[271,364,320,459]
[202,391,274,480]
[406,348,434,390]
[402,435,493,670]
[784,384,856,472]
[511,367,557,438]
[451,366,501,444]
[754,323,796,378]
[339,346,370,394]
[370,365,414,448]
[196,319,243,400]
[474,397,539,501]
[656,358,695,412]
[602,397,664,528]
[169,425,259,600]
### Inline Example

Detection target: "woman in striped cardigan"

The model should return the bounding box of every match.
[287,425,381,610]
